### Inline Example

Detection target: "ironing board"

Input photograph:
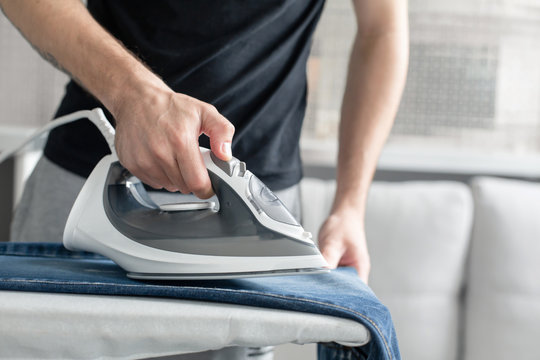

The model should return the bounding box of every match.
[0,291,367,359]
[0,243,400,359]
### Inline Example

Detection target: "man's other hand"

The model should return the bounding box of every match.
[318,208,371,283]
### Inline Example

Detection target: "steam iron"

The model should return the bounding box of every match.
[61,121,328,279]
[63,151,328,279]
[0,108,328,280]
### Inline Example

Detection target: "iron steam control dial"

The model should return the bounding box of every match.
[248,174,301,226]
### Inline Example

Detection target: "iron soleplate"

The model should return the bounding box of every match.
[127,267,329,280]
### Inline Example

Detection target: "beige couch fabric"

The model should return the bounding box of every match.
[465,177,540,360]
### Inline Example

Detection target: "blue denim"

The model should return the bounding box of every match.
[318,342,370,360]
[0,243,400,360]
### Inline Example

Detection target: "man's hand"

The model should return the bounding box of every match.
[114,88,235,198]
[318,208,370,283]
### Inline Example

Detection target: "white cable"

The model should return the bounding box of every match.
[0,108,116,165]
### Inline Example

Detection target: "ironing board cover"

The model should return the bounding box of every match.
[0,243,400,360]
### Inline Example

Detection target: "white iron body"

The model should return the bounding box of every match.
[1,108,328,280]
[64,148,329,280]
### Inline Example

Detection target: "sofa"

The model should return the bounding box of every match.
[283,176,540,360]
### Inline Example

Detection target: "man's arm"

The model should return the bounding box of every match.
[0,0,233,198]
[318,0,409,282]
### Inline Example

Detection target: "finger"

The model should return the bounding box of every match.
[176,142,214,199]
[320,242,344,269]
[118,157,164,190]
[134,150,179,191]
[135,169,168,190]
[341,257,370,284]
[147,138,188,193]
[136,158,179,192]
[358,269,369,285]
[357,260,371,284]
[200,104,235,161]
[159,157,188,193]
[160,171,183,193]
[347,260,369,284]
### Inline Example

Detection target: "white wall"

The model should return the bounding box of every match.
[0,12,68,128]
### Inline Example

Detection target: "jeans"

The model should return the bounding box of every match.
[0,242,400,360]
[318,343,369,360]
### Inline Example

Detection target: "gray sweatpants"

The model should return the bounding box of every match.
[10,156,302,360]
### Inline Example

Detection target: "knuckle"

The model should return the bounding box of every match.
[134,157,157,180]
[186,107,200,121]
[189,175,211,195]
[172,177,188,194]
[164,185,178,193]
[135,158,152,172]
[190,182,207,196]
[171,132,190,150]
[120,158,136,172]
[224,120,235,134]
[205,104,218,114]
[140,176,161,189]
[177,184,190,194]
[151,147,169,163]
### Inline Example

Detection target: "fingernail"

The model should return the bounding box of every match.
[222,142,232,159]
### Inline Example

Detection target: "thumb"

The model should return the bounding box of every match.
[320,242,344,270]
[200,105,235,161]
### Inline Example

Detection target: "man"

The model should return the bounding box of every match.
[1,0,408,358]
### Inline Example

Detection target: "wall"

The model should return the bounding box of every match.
[0,13,68,128]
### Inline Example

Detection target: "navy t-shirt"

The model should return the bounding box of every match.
[43,0,325,190]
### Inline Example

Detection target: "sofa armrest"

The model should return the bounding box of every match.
[465,177,540,360]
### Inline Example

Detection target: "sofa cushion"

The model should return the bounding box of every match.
[465,177,540,360]
[301,179,473,360]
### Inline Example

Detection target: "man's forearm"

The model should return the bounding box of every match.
[333,20,409,214]
[0,0,168,116]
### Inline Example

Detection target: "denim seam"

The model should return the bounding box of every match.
[0,278,392,360]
